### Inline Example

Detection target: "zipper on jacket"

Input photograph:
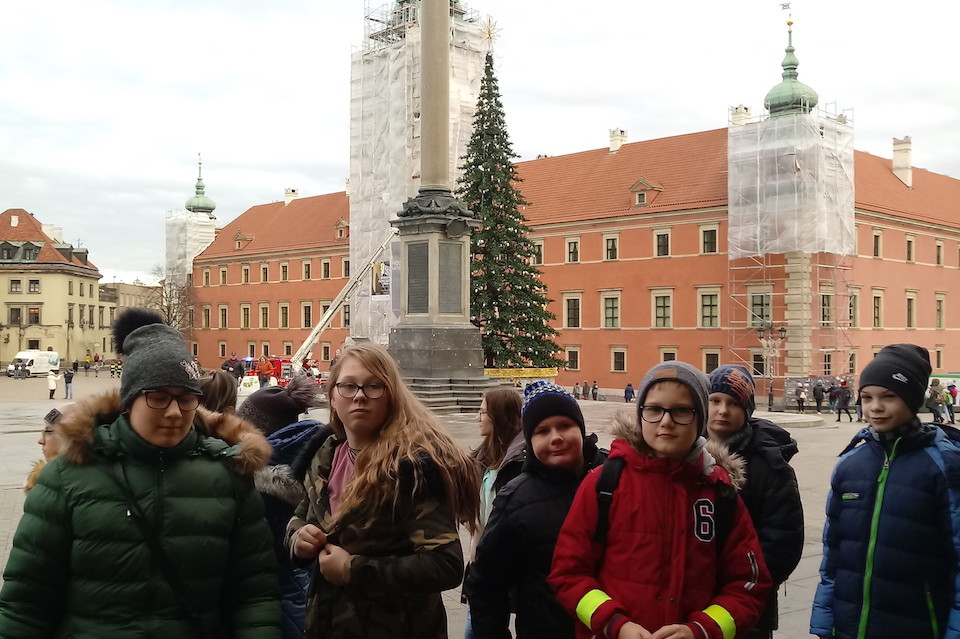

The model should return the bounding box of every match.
[857,439,899,639]
[925,583,939,637]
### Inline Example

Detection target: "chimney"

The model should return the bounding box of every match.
[892,136,912,188]
[609,128,628,153]
[284,188,299,206]
[730,104,751,126]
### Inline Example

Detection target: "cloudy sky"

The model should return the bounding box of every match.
[3,0,958,283]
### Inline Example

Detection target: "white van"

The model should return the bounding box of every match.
[7,350,61,377]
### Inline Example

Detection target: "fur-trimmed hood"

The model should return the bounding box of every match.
[55,390,272,475]
[254,464,305,506]
[610,408,745,491]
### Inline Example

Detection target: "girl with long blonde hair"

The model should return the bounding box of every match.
[287,343,480,638]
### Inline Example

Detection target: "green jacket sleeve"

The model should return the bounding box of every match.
[223,474,281,638]
[0,461,72,638]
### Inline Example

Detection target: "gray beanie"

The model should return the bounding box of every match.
[114,308,203,408]
[636,361,711,437]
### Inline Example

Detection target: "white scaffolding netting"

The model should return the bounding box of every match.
[347,2,485,344]
[727,109,855,259]
[165,210,218,287]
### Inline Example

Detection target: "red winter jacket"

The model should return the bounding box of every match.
[549,436,770,639]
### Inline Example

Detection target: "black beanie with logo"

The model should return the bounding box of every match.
[858,343,932,413]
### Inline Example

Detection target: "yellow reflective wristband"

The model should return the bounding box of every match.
[703,604,737,639]
[575,589,612,628]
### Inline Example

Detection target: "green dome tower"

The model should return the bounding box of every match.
[764,19,819,116]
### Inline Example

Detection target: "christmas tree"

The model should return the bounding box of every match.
[457,53,563,369]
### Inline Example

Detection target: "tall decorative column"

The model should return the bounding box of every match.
[389,0,483,379]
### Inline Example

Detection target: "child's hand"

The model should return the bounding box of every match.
[292,524,327,559]
[319,543,353,585]
[616,622,654,639]
[651,625,695,639]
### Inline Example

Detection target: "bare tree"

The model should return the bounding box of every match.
[148,265,195,338]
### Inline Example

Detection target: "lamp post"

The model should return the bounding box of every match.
[757,324,787,411]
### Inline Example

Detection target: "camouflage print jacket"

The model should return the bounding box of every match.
[286,432,463,639]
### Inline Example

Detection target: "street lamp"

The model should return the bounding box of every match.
[757,324,787,411]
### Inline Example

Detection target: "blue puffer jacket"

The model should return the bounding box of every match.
[254,419,325,639]
[811,421,960,639]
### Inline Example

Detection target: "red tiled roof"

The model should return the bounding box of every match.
[516,129,730,225]
[197,192,350,260]
[514,129,960,227]
[0,208,100,270]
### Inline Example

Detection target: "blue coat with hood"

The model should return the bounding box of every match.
[811,420,960,639]
[254,419,324,639]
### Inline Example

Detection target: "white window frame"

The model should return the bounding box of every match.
[659,347,677,362]
[699,224,719,254]
[218,304,228,329]
[600,291,621,328]
[651,288,673,328]
[653,228,671,258]
[531,240,544,266]
[565,237,580,263]
[603,234,619,261]
[936,293,946,329]
[562,292,582,329]
[611,347,627,372]
[906,290,917,329]
[565,347,581,371]
[697,287,721,328]
[702,348,722,373]
[905,235,915,263]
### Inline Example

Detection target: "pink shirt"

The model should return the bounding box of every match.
[327,441,356,515]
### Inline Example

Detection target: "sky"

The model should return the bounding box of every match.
[3,1,959,284]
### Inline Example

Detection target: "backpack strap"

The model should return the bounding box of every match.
[714,487,737,550]
[593,457,625,544]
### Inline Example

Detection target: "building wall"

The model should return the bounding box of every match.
[192,248,351,371]
[1,269,112,364]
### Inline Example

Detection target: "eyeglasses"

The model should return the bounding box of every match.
[140,390,202,411]
[477,409,488,416]
[334,382,386,399]
[640,405,698,425]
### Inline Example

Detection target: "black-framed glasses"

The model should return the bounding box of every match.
[334,382,386,399]
[140,390,202,411]
[640,405,698,425]
[477,409,488,416]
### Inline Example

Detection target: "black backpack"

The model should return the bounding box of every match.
[593,457,737,548]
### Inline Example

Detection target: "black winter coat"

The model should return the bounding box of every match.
[465,434,605,639]
[723,418,804,633]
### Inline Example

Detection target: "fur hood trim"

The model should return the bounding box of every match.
[56,390,272,475]
[254,464,306,506]
[24,460,45,493]
[610,408,745,491]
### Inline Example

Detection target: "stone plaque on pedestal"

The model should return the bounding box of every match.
[408,242,429,314]
[439,242,462,314]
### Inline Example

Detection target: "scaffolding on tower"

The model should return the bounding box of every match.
[726,102,856,409]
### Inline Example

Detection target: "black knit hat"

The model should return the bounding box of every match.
[636,361,711,437]
[114,308,203,409]
[859,343,932,413]
[237,376,320,436]
[521,381,585,444]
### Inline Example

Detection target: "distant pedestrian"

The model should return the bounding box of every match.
[796,383,807,414]
[813,382,825,414]
[926,379,946,423]
[46,370,61,400]
[71,360,79,373]
[591,381,599,401]
[572,383,581,400]
[624,383,635,403]
[82,359,90,376]
[93,361,100,377]
[828,384,838,412]
[109,361,117,378]
[63,370,74,399]
[836,380,853,422]
[221,352,245,386]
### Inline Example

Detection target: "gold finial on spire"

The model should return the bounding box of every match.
[197,152,203,178]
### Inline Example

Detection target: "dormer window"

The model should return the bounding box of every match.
[334,217,349,240]
[629,175,663,208]
[232,231,252,251]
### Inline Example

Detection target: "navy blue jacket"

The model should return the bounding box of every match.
[811,422,960,639]
[255,419,324,639]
